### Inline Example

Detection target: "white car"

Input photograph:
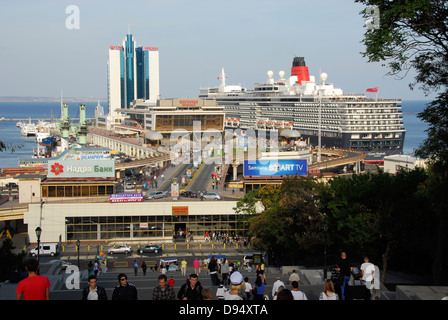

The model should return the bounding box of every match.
[203,192,223,200]
[107,245,133,254]
[144,191,165,200]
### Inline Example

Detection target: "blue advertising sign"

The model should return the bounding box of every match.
[243,159,308,177]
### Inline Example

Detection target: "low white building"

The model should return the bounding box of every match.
[383,154,427,174]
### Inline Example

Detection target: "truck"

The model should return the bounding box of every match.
[29,243,59,257]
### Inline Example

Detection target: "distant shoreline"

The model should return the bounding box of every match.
[0,97,106,103]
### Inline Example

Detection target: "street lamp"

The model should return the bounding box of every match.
[35,227,42,275]
[323,223,329,280]
[76,239,80,269]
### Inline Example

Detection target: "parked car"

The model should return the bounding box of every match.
[144,191,165,200]
[107,245,132,254]
[180,190,197,198]
[5,182,18,190]
[137,244,162,254]
[202,192,222,200]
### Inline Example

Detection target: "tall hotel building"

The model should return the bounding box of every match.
[107,33,160,126]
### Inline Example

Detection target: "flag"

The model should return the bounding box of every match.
[366,87,379,92]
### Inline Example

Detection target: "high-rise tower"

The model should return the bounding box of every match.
[107,33,159,125]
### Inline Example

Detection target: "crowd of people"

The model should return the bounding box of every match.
[15,252,379,300]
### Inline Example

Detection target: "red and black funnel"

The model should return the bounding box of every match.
[291,57,310,85]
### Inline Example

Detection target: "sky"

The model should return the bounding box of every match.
[0,0,437,102]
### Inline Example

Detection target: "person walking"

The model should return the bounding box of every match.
[16,258,51,300]
[112,273,137,300]
[361,256,378,300]
[251,275,266,300]
[336,251,352,300]
[141,261,147,276]
[208,255,219,286]
[82,275,108,300]
[271,276,285,300]
[193,258,200,275]
[177,273,203,300]
[220,258,230,285]
[290,280,308,300]
[181,258,188,277]
[153,274,175,300]
[133,260,139,276]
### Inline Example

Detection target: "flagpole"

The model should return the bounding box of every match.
[375,87,379,101]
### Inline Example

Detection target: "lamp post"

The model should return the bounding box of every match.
[76,239,80,269]
[35,227,42,275]
[323,223,329,280]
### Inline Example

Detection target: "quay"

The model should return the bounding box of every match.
[1,118,94,121]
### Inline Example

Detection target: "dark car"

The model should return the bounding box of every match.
[137,244,162,254]
[181,190,197,198]
[5,182,18,190]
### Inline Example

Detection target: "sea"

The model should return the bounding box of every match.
[0,100,430,169]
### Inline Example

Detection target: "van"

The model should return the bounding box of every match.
[242,253,263,266]
[29,243,59,257]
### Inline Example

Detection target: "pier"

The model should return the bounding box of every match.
[1,118,95,121]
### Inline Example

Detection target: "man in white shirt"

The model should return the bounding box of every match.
[360,256,377,299]
[271,276,285,300]
[289,269,300,286]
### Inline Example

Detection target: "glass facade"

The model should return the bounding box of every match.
[42,183,115,198]
[155,114,224,132]
[65,214,249,241]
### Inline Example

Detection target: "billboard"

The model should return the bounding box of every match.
[243,159,308,177]
[48,159,115,178]
[110,193,143,203]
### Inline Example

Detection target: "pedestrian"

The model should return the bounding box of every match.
[193,258,200,274]
[251,275,266,300]
[336,251,352,300]
[16,258,51,300]
[177,273,203,300]
[345,267,370,300]
[153,274,175,300]
[133,260,139,276]
[181,258,188,276]
[244,277,252,300]
[220,258,230,285]
[168,276,175,287]
[208,255,219,286]
[361,256,379,300]
[82,275,108,300]
[271,276,285,300]
[112,273,137,300]
[277,288,294,300]
[141,261,147,276]
[216,280,227,300]
[93,260,99,277]
[288,269,300,286]
[290,280,308,300]
[224,271,245,300]
[319,279,339,300]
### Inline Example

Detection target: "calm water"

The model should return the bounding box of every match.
[0,100,429,168]
[0,101,98,168]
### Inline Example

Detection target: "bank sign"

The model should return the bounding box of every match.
[47,160,115,178]
[243,159,308,177]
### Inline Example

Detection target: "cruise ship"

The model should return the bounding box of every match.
[199,57,406,162]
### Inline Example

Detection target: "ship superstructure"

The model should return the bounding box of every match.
[199,57,405,162]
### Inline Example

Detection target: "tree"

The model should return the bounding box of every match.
[320,169,432,284]
[356,0,448,285]
[240,176,326,265]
